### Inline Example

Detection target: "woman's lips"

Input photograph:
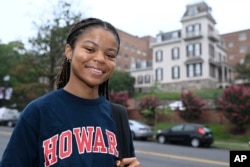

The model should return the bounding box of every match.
[88,67,104,75]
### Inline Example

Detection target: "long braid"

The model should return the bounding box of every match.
[56,58,70,89]
[56,17,120,100]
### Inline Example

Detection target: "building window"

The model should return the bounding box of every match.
[156,35,162,42]
[209,44,215,58]
[188,6,198,16]
[228,42,234,48]
[172,47,179,60]
[187,63,202,77]
[239,45,247,53]
[209,64,216,78]
[194,43,201,56]
[156,68,163,81]
[137,75,143,84]
[172,32,179,39]
[208,24,214,32]
[187,43,201,57]
[144,75,150,83]
[172,66,180,79]
[229,54,234,60]
[239,58,245,64]
[186,23,201,37]
[155,50,163,62]
[238,33,247,41]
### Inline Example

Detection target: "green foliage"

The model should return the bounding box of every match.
[0,41,25,85]
[109,71,135,96]
[218,85,250,133]
[28,1,82,90]
[235,53,250,80]
[157,92,181,100]
[178,90,207,122]
[194,88,222,99]
[141,109,153,117]
[11,83,48,110]
[139,95,160,119]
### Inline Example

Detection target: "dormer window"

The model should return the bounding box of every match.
[156,35,162,42]
[188,6,198,16]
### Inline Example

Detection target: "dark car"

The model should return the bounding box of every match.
[129,120,154,140]
[156,123,213,147]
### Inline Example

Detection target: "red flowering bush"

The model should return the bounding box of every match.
[109,91,129,107]
[179,90,207,122]
[218,85,250,133]
[139,95,160,117]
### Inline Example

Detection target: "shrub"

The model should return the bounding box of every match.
[218,85,250,134]
[139,95,160,117]
[178,90,207,122]
[109,91,129,107]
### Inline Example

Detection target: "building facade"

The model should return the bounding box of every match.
[130,1,234,92]
[221,29,250,67]
[116,30,154,71]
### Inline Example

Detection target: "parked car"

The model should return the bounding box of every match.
[129,119,154,140]
[0,107,20,127]
[169,101,185,111]
[156,123,213,147]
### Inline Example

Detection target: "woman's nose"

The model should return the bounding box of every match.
[93,51,105,63]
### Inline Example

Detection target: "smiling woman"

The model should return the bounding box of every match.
[0,18,141,167]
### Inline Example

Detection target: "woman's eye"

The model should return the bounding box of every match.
[85,48,94,52]
[106,54,116,58]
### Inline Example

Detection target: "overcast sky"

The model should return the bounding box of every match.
[0,0,249,46]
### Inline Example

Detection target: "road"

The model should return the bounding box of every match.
[0,126,229,166]
[134,140,229,167]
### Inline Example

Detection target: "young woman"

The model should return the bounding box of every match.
[0,18,140,167]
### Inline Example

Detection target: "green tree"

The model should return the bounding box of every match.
[109,71,135,96]
[0,41,25,82]
[218,85,250,134]
[235,53,250,81]
[0,41,31,109]
[28,1,82,91]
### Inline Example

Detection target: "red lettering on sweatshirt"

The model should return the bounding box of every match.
[73,127,94,153]
[59,130,72,159]
[42,126,118,166]
[43,134,58,167]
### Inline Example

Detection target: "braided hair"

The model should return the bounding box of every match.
[56,18,120,100]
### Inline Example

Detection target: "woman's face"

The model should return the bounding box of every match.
[65,27,118,89]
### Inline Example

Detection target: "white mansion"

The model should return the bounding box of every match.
[129,1,234,92]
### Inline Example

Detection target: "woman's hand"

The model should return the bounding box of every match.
[116,157,141,167]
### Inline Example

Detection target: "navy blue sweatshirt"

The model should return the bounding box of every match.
[0,89,135,167]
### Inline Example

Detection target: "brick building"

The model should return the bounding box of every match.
[221,29,250,67]
[116,29,154,71]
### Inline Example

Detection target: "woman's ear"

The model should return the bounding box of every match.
[65,44,72,60]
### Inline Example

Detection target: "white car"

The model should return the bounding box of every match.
[129,119,154,140]
[0,107,20,127]
[169,101,185,111]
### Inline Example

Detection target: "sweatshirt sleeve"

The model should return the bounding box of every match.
[0,103,40,167]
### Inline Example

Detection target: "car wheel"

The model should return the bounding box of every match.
[157,135,166,144]
[191,138,200,147]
